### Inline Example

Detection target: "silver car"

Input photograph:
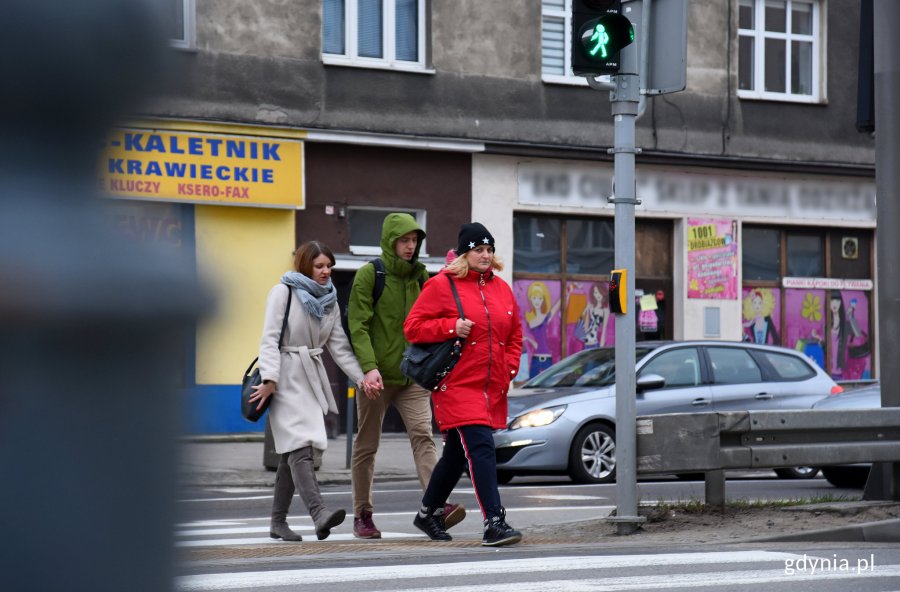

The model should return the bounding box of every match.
[811,383,881,488]
[494,340,842,484]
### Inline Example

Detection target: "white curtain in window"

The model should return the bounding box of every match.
[395,0,418,61]
[542,16,565,76]
[323,0,345,54]
[358,0,383,58]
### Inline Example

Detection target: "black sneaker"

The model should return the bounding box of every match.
[482,513,522,547]
[414,511,452,541]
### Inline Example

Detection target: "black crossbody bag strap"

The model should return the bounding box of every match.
[446,275,465,321]
[278,284,292,348]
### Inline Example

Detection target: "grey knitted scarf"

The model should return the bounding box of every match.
[281,271,337,319]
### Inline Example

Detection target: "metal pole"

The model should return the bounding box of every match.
[608,1,645,535]
[345,386,356,469]
[872,0,900,500]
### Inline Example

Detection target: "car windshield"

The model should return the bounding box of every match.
[523,347,655,388]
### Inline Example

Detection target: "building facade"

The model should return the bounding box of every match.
[110,0,874,432]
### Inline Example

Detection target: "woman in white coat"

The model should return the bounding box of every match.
[250,240,369,542]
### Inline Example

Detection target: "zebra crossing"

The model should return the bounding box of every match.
[177,551,900,591]
[176,515,418,547]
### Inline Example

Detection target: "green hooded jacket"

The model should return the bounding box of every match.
[348,213,429,384]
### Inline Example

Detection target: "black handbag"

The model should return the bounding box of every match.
[401,275,466,391]
[241,285,292,422]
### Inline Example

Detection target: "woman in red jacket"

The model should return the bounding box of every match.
[404,222,524,547]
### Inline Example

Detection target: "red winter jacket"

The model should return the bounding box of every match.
[404,268,523,431]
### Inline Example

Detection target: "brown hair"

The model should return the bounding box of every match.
[293,241,335,276]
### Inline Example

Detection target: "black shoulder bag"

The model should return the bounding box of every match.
[241,285,292,422]
[400,275,465,391]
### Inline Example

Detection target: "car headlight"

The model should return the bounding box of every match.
[509,405,566,430]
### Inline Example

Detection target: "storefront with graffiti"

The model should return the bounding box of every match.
[471,154,877,384]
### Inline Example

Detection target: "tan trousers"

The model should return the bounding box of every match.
[351,382,438,516]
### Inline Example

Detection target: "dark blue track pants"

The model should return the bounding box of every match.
[421,424,502,522]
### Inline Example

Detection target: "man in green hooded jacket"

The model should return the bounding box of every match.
[348,213,465,538]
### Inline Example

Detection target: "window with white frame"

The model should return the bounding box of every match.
[738,0,822,102]
[164,0,194,48]
[323,0,428,71]
[348,207,427,256]
[541,0,591,85]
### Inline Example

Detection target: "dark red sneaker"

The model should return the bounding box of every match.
[443,503,466,530]
[353,510,382,539]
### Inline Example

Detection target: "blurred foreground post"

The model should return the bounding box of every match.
[0,2,207,590]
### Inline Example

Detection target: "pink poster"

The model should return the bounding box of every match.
[741,287,781,345]
[687,218,738,299]
[784,289,826,370]
[514,280,562,380]
[827,290,871,380]
[564,281,615,356]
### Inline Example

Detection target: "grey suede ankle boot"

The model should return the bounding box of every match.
[270,455,303,541]
[287,447,346,540]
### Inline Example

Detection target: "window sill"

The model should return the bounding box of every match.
[323,55,435,75]
[542,74,591,87]
[737,90,826,105]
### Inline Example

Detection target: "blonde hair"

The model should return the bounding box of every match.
[742,288,775,320]
[524,281,551,323]
[446,253,504,278]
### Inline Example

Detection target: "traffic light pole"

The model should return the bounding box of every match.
[607,9,644,536]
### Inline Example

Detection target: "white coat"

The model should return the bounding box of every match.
[259,283,364,454]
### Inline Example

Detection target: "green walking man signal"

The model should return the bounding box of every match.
[589,23,611,58]
[571,0,634,76]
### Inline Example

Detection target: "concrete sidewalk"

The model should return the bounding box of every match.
[178,433,425,488]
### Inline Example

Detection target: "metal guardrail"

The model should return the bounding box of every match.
[635,409,900,505]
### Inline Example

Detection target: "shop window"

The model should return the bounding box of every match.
[830,231,872,279]
[566,218,614,275]
[347,206,425,256]
[512,213,672,376]
[741,225,874,381]
[636,220,672,278]
[743,227,780,281]
[786,232,823,276]
[323,0,428,72]
[513,216,562,273]
[164,0,194,48]
[738,0,822,103]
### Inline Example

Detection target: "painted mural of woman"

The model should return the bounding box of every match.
[828,292,847,378]
[578,282,611,349]
[523,281,560,378]
[742,288,780,344]
[829,291,871,380]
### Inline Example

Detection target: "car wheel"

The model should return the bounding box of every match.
[497,470,515,485]
[821,466,870,489]
[774,466,820,479]
[568,423,616,484]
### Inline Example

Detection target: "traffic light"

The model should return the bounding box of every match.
[571,0,635,76]
[609,269,627,314]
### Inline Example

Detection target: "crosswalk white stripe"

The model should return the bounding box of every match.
[175,532,414,547]
[176,551,802,591]
[392,566,900,592]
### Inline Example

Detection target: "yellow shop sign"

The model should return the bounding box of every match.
[99,127,304,208]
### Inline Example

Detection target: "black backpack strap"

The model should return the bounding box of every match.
[446,275,465,320]
[370,258,387,307]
